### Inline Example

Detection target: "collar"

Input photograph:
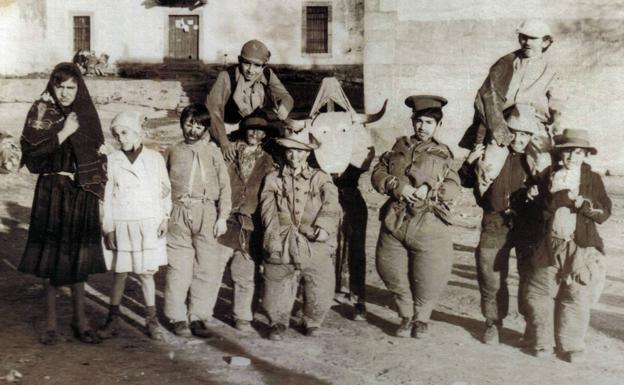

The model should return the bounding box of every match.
[281,164,313,179]
[235,66,268,86]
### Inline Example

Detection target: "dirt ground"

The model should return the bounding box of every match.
[1,105,623,385]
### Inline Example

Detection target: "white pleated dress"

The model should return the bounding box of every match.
[102,148,172,274]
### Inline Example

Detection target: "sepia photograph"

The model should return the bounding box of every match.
[0,0,622,384]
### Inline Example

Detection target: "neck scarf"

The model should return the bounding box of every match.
[41,63,107,198]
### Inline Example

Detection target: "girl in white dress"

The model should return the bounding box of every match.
[97,111,171,340]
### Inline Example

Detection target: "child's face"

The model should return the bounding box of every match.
[112,125,141,151]
[560,148,587,170]
[285,148,310,169]
[182,117,208,144]
[245,129,266,146]
[509,130,532,153]
[239,59,265,81]
[411,115,440,142]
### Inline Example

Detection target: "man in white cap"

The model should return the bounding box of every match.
[460,104,542,345]
[206,39,294,162]
[459,20,563,189]
[259,127,340,340]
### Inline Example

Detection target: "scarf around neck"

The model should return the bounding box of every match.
[29,62,107,199]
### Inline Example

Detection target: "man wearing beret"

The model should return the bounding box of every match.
[206,39,294,162]
[371,95,461,338]
[459,20,564,193]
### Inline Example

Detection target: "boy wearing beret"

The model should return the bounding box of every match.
[206,39,294,162]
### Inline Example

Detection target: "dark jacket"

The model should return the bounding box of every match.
[227,141,276,229]
[535,162,612,266]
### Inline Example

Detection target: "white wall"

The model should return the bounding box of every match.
[364,0,624,173]
[0,0,364,76]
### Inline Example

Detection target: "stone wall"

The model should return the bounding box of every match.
[0,0,364,75]
[0,79,183,110]
[364,0,624,172]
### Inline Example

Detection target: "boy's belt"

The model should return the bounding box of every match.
[174,195,214,208]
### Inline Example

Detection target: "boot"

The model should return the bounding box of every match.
[268,323,287,341]
[145,306,163,340]
[411,320,428,338]
[395,317,412,338]
[97,306,121,339]
[482,319,500,345]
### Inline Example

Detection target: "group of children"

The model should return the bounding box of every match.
[19,33,612,364]
[97,103,327,341]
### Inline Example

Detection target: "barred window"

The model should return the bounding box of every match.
[73,16,90,52]
[303,5,331,54]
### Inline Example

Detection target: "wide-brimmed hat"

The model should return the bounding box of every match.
[505,104,539,135]
[240,110,276,135]
[240,39,270,64]
[553,129,597,155]
[516,19,553,39]
[275,127,320,151]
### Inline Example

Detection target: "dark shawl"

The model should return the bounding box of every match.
[21,62,107,199]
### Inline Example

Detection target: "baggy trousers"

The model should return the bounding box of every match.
[164,201,230,322]
[262,243,335,328]
[226,249,256,322]
[525,241,594,352]
[375,212,453,322]
[476,213,533,323]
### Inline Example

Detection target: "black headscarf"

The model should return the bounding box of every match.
[40,62,107,198]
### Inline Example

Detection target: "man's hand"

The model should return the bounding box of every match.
[104,231,116,250]
[157,219,168,238]
[221,141,237,162]
[275,104,289,121]
[213,217,228,238]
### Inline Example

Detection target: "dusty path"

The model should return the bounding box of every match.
[1,111,623,385]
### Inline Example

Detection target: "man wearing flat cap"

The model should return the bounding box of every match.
[371,95,461,338]
[206,39,294,162]
[459,20,564,191]
[460,104,543,345]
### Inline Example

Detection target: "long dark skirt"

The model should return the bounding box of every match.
[19,174,106,286]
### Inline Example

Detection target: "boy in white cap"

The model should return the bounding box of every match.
[206,39,294,162]
[459,20,564,194]
[259,128,339,340]
[460,104,542,345]
[525,129,611,362]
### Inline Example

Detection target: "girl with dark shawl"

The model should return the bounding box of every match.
[19,62,108,345]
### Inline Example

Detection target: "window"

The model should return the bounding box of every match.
[73,16,90,52]
[302,4,331,54]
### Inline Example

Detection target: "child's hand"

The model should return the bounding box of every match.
[466,144,485,164]
[213,218,228,238]
[157,219,168,238]
[527,185,539,199]
[104,231,116,250]
[313,227,329,242]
